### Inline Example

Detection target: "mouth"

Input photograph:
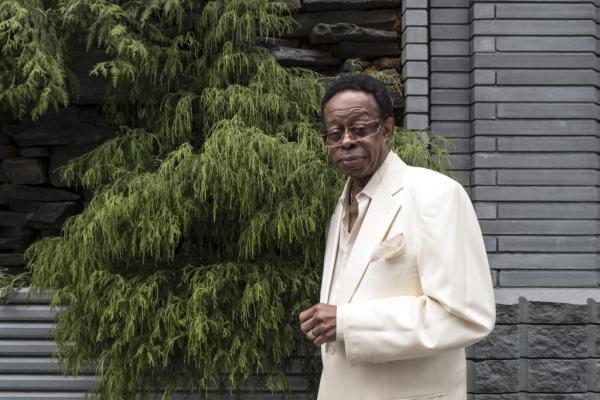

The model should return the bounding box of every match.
[337,155,364,168]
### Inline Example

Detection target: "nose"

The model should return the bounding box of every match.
[339,130,356,148]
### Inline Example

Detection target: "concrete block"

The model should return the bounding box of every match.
[473,4,495,19]
[495,4,595,19]
[473,20,596,36]
[498,236,598,253]
[470,325,518,360]
[431,56,470,72]
[498,203,600,219]
[430,24,469,40]
[473,53,596,69]
[404,96,428,113]
[497,70,596,86]
[496,36,596,52]
[471,103,495,120]
[472,170,496,185]
[527,301,590,324]
[480,220,598,235]
[474,203,497,219]
[489,254,599,270]
[431,73,469,89]
[402,44,428,61]
[430,122,470,138]
[497,103,597,119]
[401,0,427,12]
[448,154,470,169]
[497,169,599,186]
[528,360,587,392]
[497,137,599,153]
[453,170,470,186]
[401,61,428,79]
[473,70,495,85]
[431,106,470,121]
[448,138,470,153]
[474,186,599,202]
[430,0,469,7]
[473,87,596,103]
[404,78,428,95]
[431,9,468,24]
[472,120,598,136]
[527,325,587,358]
[403,114,429,130]
[431,89,470,105]
[471,360,520,393]
[473,37,495,53]
[499,271,599,288]
[431,40,469,56]
[495,304,519,324]
[402,10,427,27]
[472,137,496,151]
[402,26,428,44]
[483,236,497,252]
[474,153,599,169]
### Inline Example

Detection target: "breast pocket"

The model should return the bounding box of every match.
[369,233,405,263]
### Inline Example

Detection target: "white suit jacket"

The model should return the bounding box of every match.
[318,152,495,400]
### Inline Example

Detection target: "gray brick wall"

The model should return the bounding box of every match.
[430,0,600,289]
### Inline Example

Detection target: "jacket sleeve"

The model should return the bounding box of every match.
[340,179,496,365]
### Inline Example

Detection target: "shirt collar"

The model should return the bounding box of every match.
[339,151,394,208]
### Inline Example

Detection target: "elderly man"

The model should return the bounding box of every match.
[299,75,495,400]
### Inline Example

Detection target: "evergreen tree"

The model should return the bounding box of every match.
[2,0,450,398]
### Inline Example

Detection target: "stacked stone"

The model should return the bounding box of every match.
[268,0,404,114]
[467,299,600,398]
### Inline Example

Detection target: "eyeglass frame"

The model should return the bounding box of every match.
[321,118,383,148]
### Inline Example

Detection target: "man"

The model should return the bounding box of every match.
[299,75,495,400]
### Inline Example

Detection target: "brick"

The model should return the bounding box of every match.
[495,4,595,19]
[474,153,598,169]
[496,36,596,52]
[404,114,429,130]
[431,89,470,105]
[430,122,470,138]
[404,79,428,95]
[489,254,599,270]
[499,271,599,288]
[471,360,519,393]
[474,203,497,219]
[497,70,596,86]
[480,220,597,235]
[471,103,495,120]
[473,4,495,20]
[473,20,596,36]
[474,87,596,103]
[448,138,469,153]
[431,106,470,121]
[497,137,599,153]
[431,9,468,24]
[430,40,469,56]
[401,44,428,62]
[472,120,598,136]
[470,325,518,360]
[472,137,495,152]
[431,72,469,88]
[402,10,427,27]
[527,301,590,324]
[402,26,428,44]
[473,70,495,85]
[404,96,428,113]
[475,185,600,201]
[483,236,497,252]
[430,0,469,7]
[498,236,598,252]
[430,25,469,40]
[472,37,495,53]
[453,170,470,186]
[449,154,470,169]
[473,53,596,69]
[497,169,598,186]
[472,170,496,185]
[401,61,428,79]
[402,0,427,10]
[497,103,597,119]
[498,203,600,219]
[529,360,587,392]
[431,56,470,72]
[527,325,587,358]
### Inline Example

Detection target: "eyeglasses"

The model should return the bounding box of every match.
[321,118,382,148]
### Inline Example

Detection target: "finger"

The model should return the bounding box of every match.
[299,306,315,323]
[300,316,317,335]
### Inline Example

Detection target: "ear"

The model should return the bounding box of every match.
[382,116,395,141]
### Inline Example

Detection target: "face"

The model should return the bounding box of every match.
[323,90,394,184]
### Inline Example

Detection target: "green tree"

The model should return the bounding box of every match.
[1,0,450,398]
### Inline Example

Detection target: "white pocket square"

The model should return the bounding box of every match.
[370,233,405,261]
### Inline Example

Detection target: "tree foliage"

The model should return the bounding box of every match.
[1,0,451,398]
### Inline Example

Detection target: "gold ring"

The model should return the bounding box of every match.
[307,330,315,340]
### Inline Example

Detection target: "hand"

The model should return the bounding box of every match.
[299,303,337,347]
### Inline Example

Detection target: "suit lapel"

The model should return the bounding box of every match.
[335,153,406,304]
[320,199,343,303]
